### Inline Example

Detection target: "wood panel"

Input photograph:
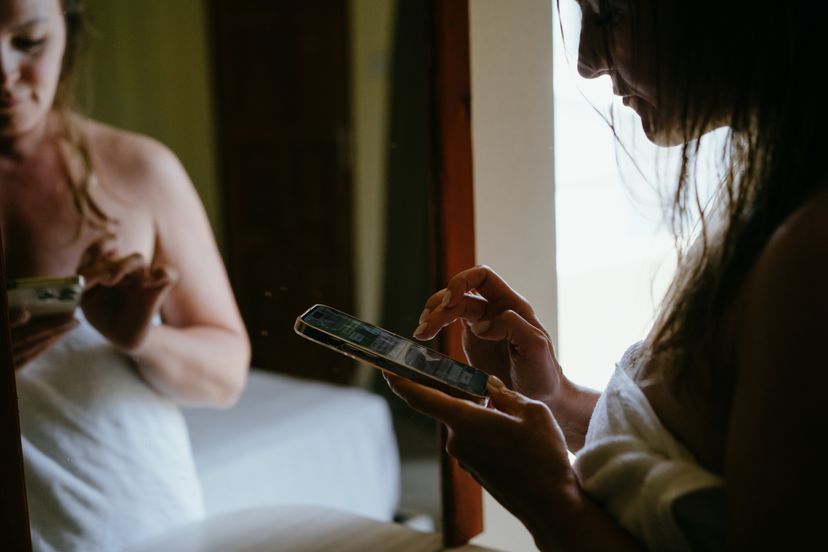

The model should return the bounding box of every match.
[0,228,33,550]
[431,0,484,547]
[209,0,356,384]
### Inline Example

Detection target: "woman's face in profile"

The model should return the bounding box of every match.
[576,0,683,146]
[0,0,66,138]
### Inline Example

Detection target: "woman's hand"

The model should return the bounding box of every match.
[77,236,177,353]
[387,374,644,551]
[9,308,79,370]
[413,266,565,407]
[386,374,580,548]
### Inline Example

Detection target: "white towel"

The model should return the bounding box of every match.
[573,344,725,551]
[16,313,205,551]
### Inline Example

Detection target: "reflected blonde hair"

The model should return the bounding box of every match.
[56,0,112,231]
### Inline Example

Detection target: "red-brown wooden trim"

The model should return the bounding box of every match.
[0,228,33,550]
[431,0,483,547]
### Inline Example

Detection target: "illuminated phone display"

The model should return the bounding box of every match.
[295,304,489,398]
[6,276,85,317]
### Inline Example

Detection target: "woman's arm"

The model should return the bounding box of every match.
[552,379,601,452]
[137,139,250,407]
[725,199,828,548]
[82,133,251,408]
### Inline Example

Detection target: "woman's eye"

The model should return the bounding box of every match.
[13,37,47,52]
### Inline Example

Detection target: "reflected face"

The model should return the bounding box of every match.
[575,0,681,146]
[0,0,66,138]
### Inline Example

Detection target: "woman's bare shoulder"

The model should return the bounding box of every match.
[760,187,828,275]
[738,186,828,358]
[80,118,187,197]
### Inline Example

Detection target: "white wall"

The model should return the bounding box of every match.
[469,1,556,551]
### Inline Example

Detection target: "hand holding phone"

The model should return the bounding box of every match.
[295,304,489,399]
[6,276,84,369]
[7,275,85,317]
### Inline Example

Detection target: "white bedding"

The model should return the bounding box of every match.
[18,315,204,552]
[183,370,400,522]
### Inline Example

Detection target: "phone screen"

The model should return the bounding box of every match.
[7,276,85,317]
[296,304,489,398]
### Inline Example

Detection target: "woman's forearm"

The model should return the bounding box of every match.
[524,480,644,552]
[550,379,601,452]
[131,324,250,408]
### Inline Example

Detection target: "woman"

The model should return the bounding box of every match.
[390,0,828,550]
[1,0,250,549]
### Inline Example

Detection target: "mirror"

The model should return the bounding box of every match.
[4,0,454,548]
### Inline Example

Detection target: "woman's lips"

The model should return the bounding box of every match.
[0,94,25,110]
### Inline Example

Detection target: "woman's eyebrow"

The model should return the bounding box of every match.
[10,18,48,31]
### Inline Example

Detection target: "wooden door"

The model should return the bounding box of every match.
[0,229,32,550]
[209,0,356,384]
[431,1,484,546]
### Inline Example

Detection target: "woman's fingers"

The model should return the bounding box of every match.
[78,233,118,271]
[486,375,543,417]
[14,331,68,369]
[140,266,179,313]
[443,266,534,316]
[469,309,551,355]
[142,265,179,290]
[414,293,488,340]
[416,266,552,341]
[102,253,147,286]
[385,372,497,428]
[9,308,31,328]
[81,252,146,287]
[11,315,78,369]
[421,288,450,319]
[12,314,78,349]
[385,372,530,434]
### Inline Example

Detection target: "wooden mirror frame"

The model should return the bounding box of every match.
[0,229,33,550]
[0,1,482,549]
[432,0,484,547]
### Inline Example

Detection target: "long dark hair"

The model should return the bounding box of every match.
[614,1,828,417]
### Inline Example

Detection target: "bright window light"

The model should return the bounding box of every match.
[552,2,677,391]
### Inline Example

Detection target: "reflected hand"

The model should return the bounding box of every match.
[78,236,178,353]
[413,265,564,406]
[9,308,79,370]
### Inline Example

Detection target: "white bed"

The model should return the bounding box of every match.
[182,369,400,521]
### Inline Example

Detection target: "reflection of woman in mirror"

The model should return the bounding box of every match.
[1,0,250,549]
[391,0,827,549]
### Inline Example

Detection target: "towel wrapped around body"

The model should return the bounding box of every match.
[16,313,205,551]
[573,343,725,551]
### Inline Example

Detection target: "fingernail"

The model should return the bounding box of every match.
[487,376,505,391]
[418,308,430,324]
[470,320,490,335]
[441,290,452,307]
[413,322,428,338]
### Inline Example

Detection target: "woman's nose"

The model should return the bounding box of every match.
[577,22,611,80]
[0,44,21,87]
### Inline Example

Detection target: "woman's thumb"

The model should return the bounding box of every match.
[486,375,527,415]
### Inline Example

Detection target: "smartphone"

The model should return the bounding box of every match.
[6,275,85,317]
[295,304,489,399]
